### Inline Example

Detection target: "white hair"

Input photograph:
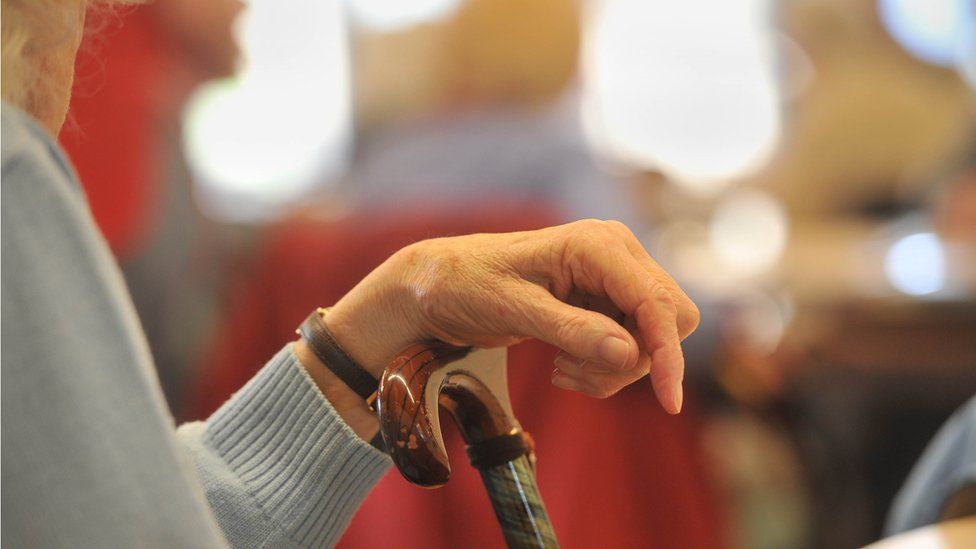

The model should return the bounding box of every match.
[1,0,137,118]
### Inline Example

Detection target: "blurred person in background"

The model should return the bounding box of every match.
[883,161,976,536]
[341,0,639,227]
[2,2,702,549]
[886,395,976,535]
[61,0,247,419]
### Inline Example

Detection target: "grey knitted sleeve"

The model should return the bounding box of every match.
[178,344,391,548]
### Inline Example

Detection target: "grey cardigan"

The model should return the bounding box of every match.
[1,103,390,547]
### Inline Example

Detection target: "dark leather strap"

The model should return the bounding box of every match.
[369,430,386,451]
[298,308,379,401]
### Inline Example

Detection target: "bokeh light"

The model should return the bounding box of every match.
[878,0,975,67]
[723,287,794,357]
[709,189,789,277]
[345,0,462,31]
[582,0,782,194]
[884,232,947,296]
[183,0,352,222]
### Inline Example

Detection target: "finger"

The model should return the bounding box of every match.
[552,368,627,398]
[553,352,594,376]
[572,236,685,414]
[628,254,699,341]
[553,350,622,375]
[553,352,649,398]
[564,291,626,325]
[551,369,587,393]
[604,221,701,340]
[510,282,640,370]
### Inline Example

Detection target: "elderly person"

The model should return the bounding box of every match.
[0,0,698,547]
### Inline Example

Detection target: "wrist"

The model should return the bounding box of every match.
[294,339,378,441]
[323,249,426,378]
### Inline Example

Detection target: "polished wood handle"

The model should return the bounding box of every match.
[374,342,472,486]
[374,343,559,547]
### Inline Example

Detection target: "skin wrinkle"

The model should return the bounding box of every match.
[553,311,593,352]
[429,226,652,377]
[324,219,693,414]
[636,299,673,361]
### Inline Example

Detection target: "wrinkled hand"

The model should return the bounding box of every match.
[325,219,699,414]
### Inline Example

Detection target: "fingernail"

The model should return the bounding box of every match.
[553,354,575,369]
[551,369,579,391]
[672,386,683,415]
[599,337,631,369]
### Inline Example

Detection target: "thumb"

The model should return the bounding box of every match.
[509,282,639,370]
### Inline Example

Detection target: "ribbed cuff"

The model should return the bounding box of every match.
[205,343,390,547]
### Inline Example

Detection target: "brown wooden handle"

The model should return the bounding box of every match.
[374,342,470,486]
[375,343,559,547]
[375,343,527,486]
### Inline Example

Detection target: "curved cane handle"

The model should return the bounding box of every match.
[374,343,523,487]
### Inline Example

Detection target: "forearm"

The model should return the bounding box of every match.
[177,344,390,548]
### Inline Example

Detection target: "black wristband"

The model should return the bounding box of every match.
[298,308,379,401]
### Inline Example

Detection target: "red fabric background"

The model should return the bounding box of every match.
[61,9,162,259]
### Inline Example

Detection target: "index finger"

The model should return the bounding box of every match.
[604,220,700,341]
[568,233,685,414]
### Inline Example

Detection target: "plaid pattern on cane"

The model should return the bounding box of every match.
[479,455,560,548]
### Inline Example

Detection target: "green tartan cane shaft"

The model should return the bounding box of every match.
[478,455,559,548]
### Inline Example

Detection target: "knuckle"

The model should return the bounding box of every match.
[589,219,623,240]
[559,229,599,270]
[565,220,614,247]
[603,219,633,238]
[415,283,440,321]
[412,245,462,321]
[573,218,606,232]
[414,278,443,325]
[650,280,677,313]
[554,313,591,345]
[680,299,702,337]
[566,220,601,242]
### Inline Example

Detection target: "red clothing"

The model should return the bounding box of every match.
[190,202,728,548]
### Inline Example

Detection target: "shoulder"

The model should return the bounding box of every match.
[886,396,976,534]
[2,102,81,194]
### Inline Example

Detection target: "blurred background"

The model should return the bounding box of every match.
[63,0,975,547]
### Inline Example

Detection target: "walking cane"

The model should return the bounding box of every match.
[374,342,560,548]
